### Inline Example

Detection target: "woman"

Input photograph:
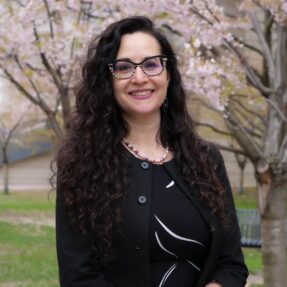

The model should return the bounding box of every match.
[56,16,248,287]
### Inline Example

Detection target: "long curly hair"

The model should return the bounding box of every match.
[56,16,227,265]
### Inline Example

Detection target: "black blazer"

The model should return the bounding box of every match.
[56,151,248,287]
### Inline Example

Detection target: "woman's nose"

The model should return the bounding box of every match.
[131,66,148,83]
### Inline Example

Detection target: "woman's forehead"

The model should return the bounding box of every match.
[116,32,161,61]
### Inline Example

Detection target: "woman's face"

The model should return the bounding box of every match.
[112,32,169,119]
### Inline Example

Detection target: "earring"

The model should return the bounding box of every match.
[164,97,168,113]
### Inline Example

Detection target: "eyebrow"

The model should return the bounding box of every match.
[114,55,162,63]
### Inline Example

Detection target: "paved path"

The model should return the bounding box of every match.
[0,213,54,227]
[246,274,263,286]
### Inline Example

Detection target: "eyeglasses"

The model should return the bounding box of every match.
[108,55,167,80]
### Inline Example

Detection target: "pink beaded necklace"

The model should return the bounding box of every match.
[122,139,169,164]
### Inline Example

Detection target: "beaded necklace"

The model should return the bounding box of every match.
[122,139,169,164]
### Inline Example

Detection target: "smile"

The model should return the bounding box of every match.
[129,89,154,99]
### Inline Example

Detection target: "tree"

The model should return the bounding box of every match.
[0,83,43,194]
[0,0,121,140]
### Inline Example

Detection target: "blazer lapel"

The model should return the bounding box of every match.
[163,159,222,287]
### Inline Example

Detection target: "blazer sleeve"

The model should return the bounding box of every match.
[56,191,114,287]
[208,151,249,287]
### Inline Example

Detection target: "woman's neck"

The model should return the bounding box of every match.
[124,112,161,146]
[122,112,172,163]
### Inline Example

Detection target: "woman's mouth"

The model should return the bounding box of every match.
[129,89,154,100]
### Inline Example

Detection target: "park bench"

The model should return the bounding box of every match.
[237,209,287,248]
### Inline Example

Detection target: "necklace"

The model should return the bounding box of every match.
[122,139,169,164]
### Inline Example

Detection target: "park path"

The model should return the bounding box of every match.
[246,274,263,286]
[0,212,54,227]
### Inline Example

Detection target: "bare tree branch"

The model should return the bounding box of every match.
[233,35,263,56]
[278,133,287,160]
[33,24,63,93]
[249,11,275,82]
[194,120,232,136]
[228,102,263,139]
[80,1,105,21]
[0,66,40,107]
[230,95,266,124]
[264,97,287,122]
[275,27,287,93]
[225,43,274,96]
[43,0,54,38]
[212,142,247,156]
[224,110,263,161]
[228,100,265,136]
[25,63,46,77]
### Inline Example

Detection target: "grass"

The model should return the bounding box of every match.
[233,187,258,210]
[0,189,262,287]
[0,191,58,287]
[243,247,262,275]
[0,222,58,287]
[0,190,55,213]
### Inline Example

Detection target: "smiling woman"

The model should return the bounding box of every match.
[55,16,248,287]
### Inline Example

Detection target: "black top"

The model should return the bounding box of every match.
[149,162,211,286]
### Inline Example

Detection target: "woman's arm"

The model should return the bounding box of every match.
[56,191,114,287]
[207,151,249,287]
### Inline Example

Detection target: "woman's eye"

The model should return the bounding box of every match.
[115,63,132,72]
[144,60,160,69]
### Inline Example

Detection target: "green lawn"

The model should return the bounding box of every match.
[0,189,262,287]
[243,247,262,275]
[0,190,55,213]
[0,191,58,287]
[233,187,258,210]
[0,222,58,287]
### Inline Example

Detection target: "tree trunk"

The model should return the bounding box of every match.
[261,180,286,287]
[2,148,9,195]
[235,154,247,194]
[3,162,9,195]
[60,88,71,131]
[46,112,63,141]
[237,168,244,194]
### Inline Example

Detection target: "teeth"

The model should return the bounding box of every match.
[131,90,151,96]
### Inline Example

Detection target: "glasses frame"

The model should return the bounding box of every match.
[108,55,168,80]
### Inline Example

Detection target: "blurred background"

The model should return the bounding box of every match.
[0,1,286,286]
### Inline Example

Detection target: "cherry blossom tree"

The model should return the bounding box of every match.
[0,82,43,194]
[0,0,120,139]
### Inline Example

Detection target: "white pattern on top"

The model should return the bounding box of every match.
[165,180,175,189]
[155,231,177,258]
[154,215,205,247]
[158,263,177,287]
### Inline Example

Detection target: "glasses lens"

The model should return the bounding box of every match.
[142,57,164,76]
[113,61,133,78]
